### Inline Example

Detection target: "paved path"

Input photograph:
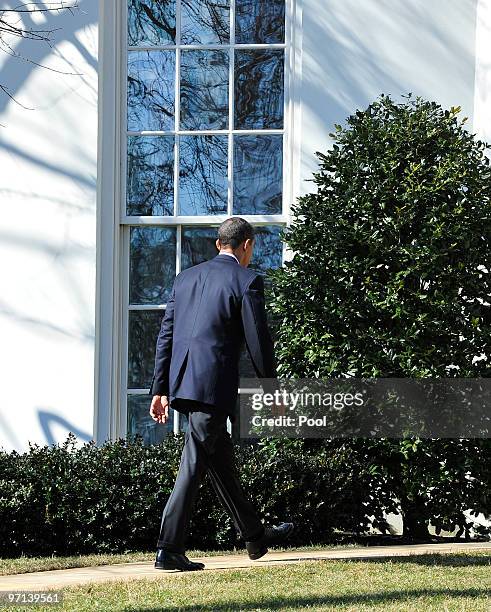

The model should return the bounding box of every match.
[1,542,490,591]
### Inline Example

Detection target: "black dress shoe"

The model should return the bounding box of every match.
[245,521,295,560]
[154,549,205,571]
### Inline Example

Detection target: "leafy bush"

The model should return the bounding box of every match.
[0,432,393,557]
[268,92,491,537]
[0,433,181,556]
[270,93,490,378]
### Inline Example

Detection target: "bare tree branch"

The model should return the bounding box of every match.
[0,1,81,116]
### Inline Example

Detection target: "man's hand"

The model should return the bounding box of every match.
[150,395,169,424]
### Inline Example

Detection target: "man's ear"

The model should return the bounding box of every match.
[215,239,221,251]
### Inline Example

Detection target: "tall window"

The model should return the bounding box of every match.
[123,0,290,444]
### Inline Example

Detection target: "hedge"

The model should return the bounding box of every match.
[0,433,396,557]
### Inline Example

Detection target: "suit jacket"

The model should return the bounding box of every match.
[148,253,277,421]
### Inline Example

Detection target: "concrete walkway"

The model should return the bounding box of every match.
[1,542,490,591]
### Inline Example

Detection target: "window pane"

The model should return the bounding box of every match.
[234,50,283,129]
[233,134,282,214]
[128,50,175,131]
[179,135,228,215]
[235,0,285,44]
[181,0,230,45]
[180,49,228,130]
[249,225,283,275]
[127,136,174,216]
[181,226,218,270]
[127,394,174,444]
[129,227,176,304]
[128,0,176,46]
[181,224,283,272]
[128,310,165,388]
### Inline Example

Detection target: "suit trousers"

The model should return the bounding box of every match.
[157,399,265,552]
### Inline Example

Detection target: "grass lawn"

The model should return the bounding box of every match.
[5,552,490,612]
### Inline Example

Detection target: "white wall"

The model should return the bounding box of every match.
[297,0,481,196]
[0,1,98,452]
[474,0,491,146]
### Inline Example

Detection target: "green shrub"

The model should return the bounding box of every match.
[268,92,491,537]
[0,433,182,556]
[0,432,393,557]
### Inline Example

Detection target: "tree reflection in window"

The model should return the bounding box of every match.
[180,49,229,130]
[249,225,283,276]
[181,0,230,45]
[235,0,285,44]
[127,136,174,216]
[181,226,219,270]
[234,49,284,130]
[233,134,282,215]
[127,51,175,131]
[129,226,177,304]
[128,310,164,389]
[179,135,228,215]
[128,0,176,46]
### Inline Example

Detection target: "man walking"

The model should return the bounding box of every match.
[148,217,294,571]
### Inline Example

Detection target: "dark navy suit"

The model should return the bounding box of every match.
[149,253,277,552]
[149,253,277,420]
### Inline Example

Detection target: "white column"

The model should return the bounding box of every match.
[94,0,123,444]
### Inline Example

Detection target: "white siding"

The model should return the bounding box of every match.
[474,0,491,145]
[0,0,98,451]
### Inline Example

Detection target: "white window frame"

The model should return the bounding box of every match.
[94,0,303,444]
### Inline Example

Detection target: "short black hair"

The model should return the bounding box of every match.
[217,217,255,249]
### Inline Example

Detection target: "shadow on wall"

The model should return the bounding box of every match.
[0,0,98,170]
[0,0,97,116]
[299,0,478,182]
[37,409,92,446]
[0,0,97,195]
[0,409,92,451]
